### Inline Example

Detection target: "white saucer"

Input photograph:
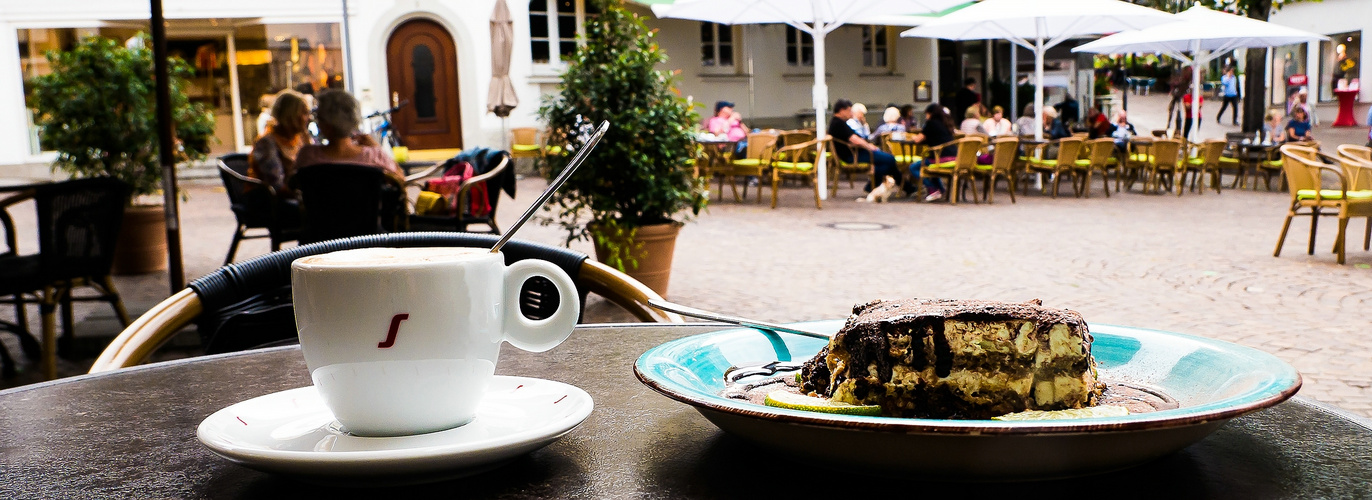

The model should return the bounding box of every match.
[197,376,593,483]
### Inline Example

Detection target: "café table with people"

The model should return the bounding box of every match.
[828,99,901,194]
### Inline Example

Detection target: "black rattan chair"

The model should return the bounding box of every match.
[90,232,683,371]
[0,177,131,378]
[217,153,300,265]
[290,163,407,245]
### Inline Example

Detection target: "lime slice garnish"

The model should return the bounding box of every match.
[993,405,1129,421]
[764,391,882,416]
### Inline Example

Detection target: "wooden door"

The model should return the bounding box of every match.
[386,19,462,150]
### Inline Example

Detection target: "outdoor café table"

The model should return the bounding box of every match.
[3,323,1371,497]
[1234,142,1280,190]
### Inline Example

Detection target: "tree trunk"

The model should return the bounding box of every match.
[1241,0,1274,133]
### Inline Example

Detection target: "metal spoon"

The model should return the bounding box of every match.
[647,299,832,340]
[491,120,609,253]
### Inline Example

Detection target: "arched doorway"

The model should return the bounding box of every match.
[386,19,462,150]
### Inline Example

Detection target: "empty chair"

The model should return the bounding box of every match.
[1073,138,1117,198]
[0,178,131,379]
[770,138,827,209]
[974,136,1019,203]
[721,131,779,203]
[1143,139,1184,195]
[1025,137,1084,198]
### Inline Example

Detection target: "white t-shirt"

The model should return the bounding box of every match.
[983,118,1012,137]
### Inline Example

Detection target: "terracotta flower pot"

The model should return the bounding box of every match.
[111,204,168,275]
[591,222,682,297]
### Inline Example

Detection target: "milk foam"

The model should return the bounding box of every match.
[295,247,493,268]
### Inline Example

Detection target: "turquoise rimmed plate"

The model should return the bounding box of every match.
[634,321,1301,481]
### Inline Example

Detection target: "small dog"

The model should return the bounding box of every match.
[857,176,898,203]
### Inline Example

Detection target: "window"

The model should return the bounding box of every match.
[1270,43,1308,106]
[700,22,733,67]
[785,26,813,67]
[529,0,598,65]
[861,26,888,69]
[1319,31,1361,102]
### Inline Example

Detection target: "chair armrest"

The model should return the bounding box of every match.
[404,162,444,185]
[0,190,35,256]
[452,156,510,208]
[218,161,275,197]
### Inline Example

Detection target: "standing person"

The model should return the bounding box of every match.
[953,78,981,124]
[1181,89,1203,139]
[1366,105,1372,147]
[828,99,901,193]
[983,106,1013,137]
[1014,104,1037,136]
[1055,94,1080,125]
[1216,67,1241,126]
[904,104,958,202]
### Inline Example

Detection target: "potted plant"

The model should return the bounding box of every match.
[538,0,707,296]
[28,34,215,274]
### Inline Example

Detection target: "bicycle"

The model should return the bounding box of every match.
[366,100,409,149]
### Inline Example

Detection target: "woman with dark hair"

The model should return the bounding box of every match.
[904,104,957,202]
[898,104,919,131]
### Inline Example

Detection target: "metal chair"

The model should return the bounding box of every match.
[216,153,300,265]
[290,164,407,245]
[88,232,683,372]
[0,178,131,378]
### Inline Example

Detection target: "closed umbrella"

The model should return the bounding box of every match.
[901,0,1174,140]
[489,0,519,148]
[1073,6,1327,142]
[653,0,965,199]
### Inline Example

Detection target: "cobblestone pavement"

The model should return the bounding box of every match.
[3,90,1372,415]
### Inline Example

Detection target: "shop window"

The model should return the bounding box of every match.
[700,22,733,67]
[1271,43,1307,107]
[529,0,598,66]
[861,26,889,69]
[234,23,344,141]
[786,26,813,67]
[1320,31,1361,102]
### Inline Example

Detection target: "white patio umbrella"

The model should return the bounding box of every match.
[1073,5,1327,142]
[901,0,1174,140]
[652,0,965,199]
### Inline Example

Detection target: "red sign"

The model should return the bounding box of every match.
[1287,74,1308,87]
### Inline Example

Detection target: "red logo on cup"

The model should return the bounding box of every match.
[378,314,409,348]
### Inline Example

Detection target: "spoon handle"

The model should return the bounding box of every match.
[647,299,832,340]
[492,121,610,254]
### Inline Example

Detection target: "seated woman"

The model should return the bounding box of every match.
[1284,107,1313,143]
[982,106,1013,137]
[873,107,905,138]
[959,107,985,135]
[1014,104,1037,136]
[905,104,958,202]
[1085,106,1112,139]
[1110,110,1137,150]
[246,89,311,226]
[294,89,405,184]
[1262,110,1287,143]
[1043,106,1071,140]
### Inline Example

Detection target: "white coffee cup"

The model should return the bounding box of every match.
[291,247,580,436]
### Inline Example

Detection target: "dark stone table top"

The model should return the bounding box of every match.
[2,324,1369,499]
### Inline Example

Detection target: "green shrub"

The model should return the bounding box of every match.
[538,0,707,269]
[28,34,215,199]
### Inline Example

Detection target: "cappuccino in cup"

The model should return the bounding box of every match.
[292,247,579,436]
